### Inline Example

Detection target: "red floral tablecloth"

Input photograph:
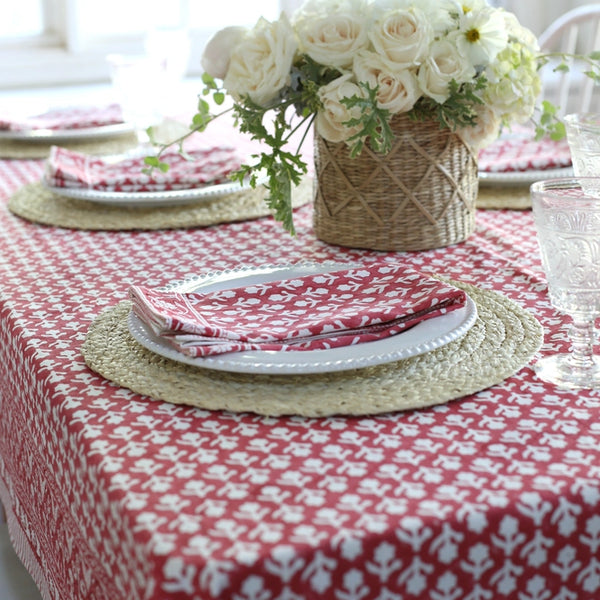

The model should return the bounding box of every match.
[0,153,599,600]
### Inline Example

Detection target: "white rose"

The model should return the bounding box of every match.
[417,39,475,104]
[411,0,465,36]
[223,15,297,107]
[459,104,501,151]
[294,1,369,69]
[353,51,419,114]
[294,0,365,18]
[316,74,365,143]
[369,6,433,68]
[201,26,247,80]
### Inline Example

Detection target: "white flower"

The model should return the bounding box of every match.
[353,51,419,113]
[451,6,508,67]
[454,0,489,14]
[201,26,247,80]
[501,10,539,52]
[368,6,433,68]
[294,0,365,17]
[316,74,365,143]
[483,41,541,124]
[413,0,464,35]
[223,15,298,107]
[294,0,369,69]
[459,104,501,150]
[417,39,475,104]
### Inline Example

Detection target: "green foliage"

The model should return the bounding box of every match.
[341,83,392,156]
[142,155,170,175]
[228,84,314,235]
[410,78,485,131]
[532,50,600,140]
[534,100,566,141]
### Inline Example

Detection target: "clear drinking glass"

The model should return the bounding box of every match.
[106,53,167,145]
[531,177,600,389]
[564,113,600,196]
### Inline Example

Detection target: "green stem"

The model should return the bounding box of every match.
[153,105,235,160]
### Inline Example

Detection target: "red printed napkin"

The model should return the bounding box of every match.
[478,125,572,172]
[0,104,125,132]
[129,263,467,357]
[44,145,243,193]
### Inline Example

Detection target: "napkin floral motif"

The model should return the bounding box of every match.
[478,125,572,172]
[129,263,467,357]
[45,145,243,193]
[0,104,125,132]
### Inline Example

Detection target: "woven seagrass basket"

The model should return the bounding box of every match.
[313,113,479,251]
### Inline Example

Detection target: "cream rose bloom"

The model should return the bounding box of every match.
[353,51,419,114]
[223,15,297,107]
[201,26,247,80]
[316,74,365,143]
[459,104,501,150]
[413,0,466,35]
[417,39,475,104]
[369,6,433,68]
[294,0,369,69]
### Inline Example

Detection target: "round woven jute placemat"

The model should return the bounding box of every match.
[476,185,531,210]
[81,281,543,417]
[8,178,312,230]
[0,133,139,159]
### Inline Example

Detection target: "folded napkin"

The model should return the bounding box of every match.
[478,125,572,173]
[129,263,467,357]
[0,103,125,132]
[44,145,243,192]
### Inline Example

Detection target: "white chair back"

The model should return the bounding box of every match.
[537,4,600,116]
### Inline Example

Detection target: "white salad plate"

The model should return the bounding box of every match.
[0,122,135,142]
[127,262,478,375]
[478,166,574,186]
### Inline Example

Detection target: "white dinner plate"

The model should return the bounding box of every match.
[127,263,478,375]
[0,122,135,142]
[478,166,574,186]
[42,178,257,207]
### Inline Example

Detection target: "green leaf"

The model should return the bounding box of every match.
[542,100,558,115]
[197,98,211,114]
[550,121,566,141]
[142,155,170,175]
[143,156,161,167]
[201,72,217,88]
[213,92,225,105]
[340,82,393,156]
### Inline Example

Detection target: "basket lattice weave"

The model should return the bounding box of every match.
[313,113,479,251]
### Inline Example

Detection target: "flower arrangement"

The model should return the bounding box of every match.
[147,0,599,234]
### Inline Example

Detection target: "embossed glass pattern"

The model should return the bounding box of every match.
[564,113,600,196]
[531,177,600,389]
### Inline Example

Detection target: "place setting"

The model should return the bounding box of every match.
[7,140,313,230]
[476,123,573,210]
[81,260,543,418]
[0,103,139,159]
